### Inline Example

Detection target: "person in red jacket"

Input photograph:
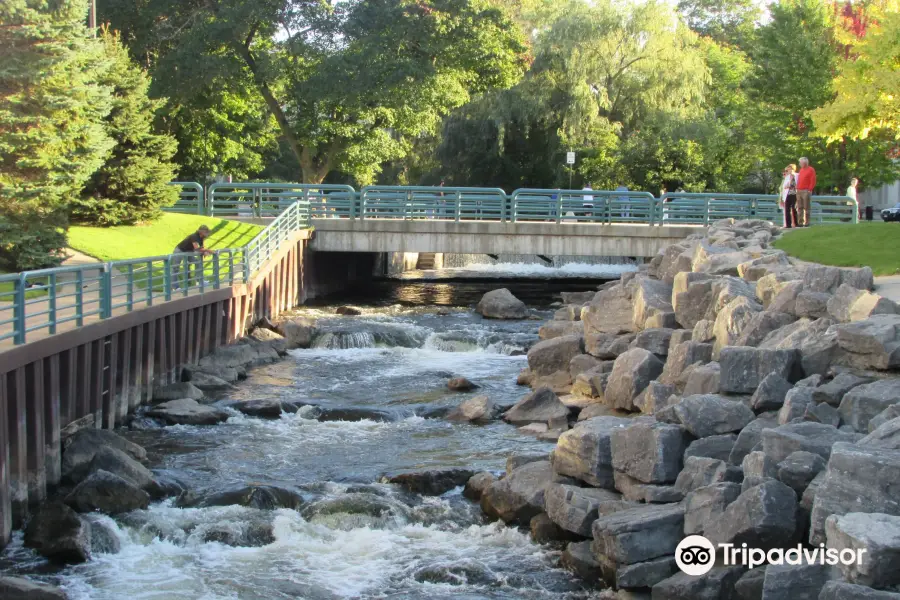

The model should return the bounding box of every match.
[796,157,816,227]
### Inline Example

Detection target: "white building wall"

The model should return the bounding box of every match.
[861,180,900,210]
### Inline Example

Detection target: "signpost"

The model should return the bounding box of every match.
[566,152,575,189]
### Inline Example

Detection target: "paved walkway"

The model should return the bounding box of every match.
[875,275,900,303]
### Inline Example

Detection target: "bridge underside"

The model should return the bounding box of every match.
[309,219,702,257]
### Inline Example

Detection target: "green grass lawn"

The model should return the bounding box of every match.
[68,213,264,262]
[773,222,900,276]
[0,271,48,300]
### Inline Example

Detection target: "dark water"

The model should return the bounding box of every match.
[1,277,612,600]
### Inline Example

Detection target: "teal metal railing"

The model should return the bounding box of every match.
[208,182,355,218]
[167,182,206,214]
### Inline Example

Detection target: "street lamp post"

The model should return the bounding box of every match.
[89,0,97,33]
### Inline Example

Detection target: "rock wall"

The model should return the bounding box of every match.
[477,218,900,598]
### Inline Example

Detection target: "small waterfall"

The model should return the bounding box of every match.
[440,253,637,268]
[312,331,376,349]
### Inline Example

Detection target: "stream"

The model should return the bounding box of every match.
[0,268,620,599]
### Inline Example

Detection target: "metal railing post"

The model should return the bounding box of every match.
[213,251,221,289]
[164,257,172,301]
[146,260,153,306]
[101,264,112,318]
[13,273,26,345]
[126,264,134,311]
[75,270,84,326]
[48,273,57,334]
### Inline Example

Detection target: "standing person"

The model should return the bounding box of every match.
[173,225,212,289]
[616,184,630,219]
[581,184,593,218]
[781,164,799,228]
[847,177,861,220]
[796,157,816,226]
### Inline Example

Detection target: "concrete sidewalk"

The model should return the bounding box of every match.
[875,275,900,303]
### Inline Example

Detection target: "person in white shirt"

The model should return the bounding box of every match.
[781,164,798,228]
[847,177,860,220]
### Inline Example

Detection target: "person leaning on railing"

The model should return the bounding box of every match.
[173,225,213,289]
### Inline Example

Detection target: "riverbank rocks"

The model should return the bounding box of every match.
[551,416,630,487]
[582,285,636,336]
[153,382,204,402]
[651,566,747,600]
[233,399,284,419]
[835,314,900,370]
[335,306,362,315]
[825,512,900,589]
[275,316,317,349]
[751,372,793,412]
[705,479,799,549]
[527,335,584,376]
[820,581,900,600]
[562,541,604,583]
[839,379,900,432]
[719,346,798,394]
[605,348,664,411]
[673,394,755,438]
[539,320,584,340]
[683,481,742,535]
[0,577,68,600]
[463,472,495,501]
[447,376,479,391]
[545,484,632,537]
[828,284,899,323]
[147,398,230,426]
[503,387,570,426]
[761,421,862,463]
[803,264,873,294]
[591,503,684,579]
[447,395,498,422]
[65,470,150,514]
[61,428,147,484]
[384,468,475,496]
[476,288,528,319]
[186,485,304,510]
[24,502,91,564]
[760,563,837,600]
[480,460,554,524]
[810,443,900,545]
[611,421,689,484]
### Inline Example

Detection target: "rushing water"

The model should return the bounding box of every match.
[1,274,607,600]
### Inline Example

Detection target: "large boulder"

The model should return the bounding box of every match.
[719,347,799,394]
[803,265,873,294]
[651,567,747,600]
[613,470,684,503]
[632,276,675,330]
[706,277,757,321]
[503,387,570,426]
[527,334,584,377]
[825,512,900,590]
[539,320,584,340]
[65,470,150,514]
[551,416,631,487]
[839,379,900,432]
[87,445,154,490]
[751,372,793,412]
[860,417,900,449]
[685,434,737,462]
[675,277,716,329]
[810,443,900,545]
[674,394,755,438]
[795,291,832,319]
[24,502,91,563]
[198,341,278,371]
[582,285,636,336]
[480,461,554,524]
[759,318,840,377]
[584,332,634,360]
[384,468,475,496]
[544,484,632,537]
[611,421,689,484]
[813,372,873,407]
[729,415,779,466]
[777,451,827,494]
[61,428,147,484]
[635,381,678,415]
[186,485,304,510]
[834,314,900,370]
[705,479,798,550]
[147,398,230,426]
[463,472,495,501]
[447,395,498,423]
[476,288,528,319]
[631,328,675,356]
[683,482,743,535]
[828,284,899,323]
[778,387,816,425]
[276,317,317,349]
[674,456,742,495]
[760,564,837,600]
[682,362,722,396]
[734,311,798,348]
[605,348,664,411]
[761,422,862,463]
[0,577,68,600]
[591,503,685,566]
[660,342,714,385]
[153,382,204,402]
[713,296,763,357]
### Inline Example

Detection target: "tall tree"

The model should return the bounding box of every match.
[676,0,761,45]
[0,0,114,270]
[71,29,180,225]
[103,0,529,184]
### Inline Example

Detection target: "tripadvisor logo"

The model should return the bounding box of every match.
[675,535,867,576]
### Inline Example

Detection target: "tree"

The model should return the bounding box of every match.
[103,0,529,184]
[813,8,900,140]
[676,0,760,45]
[0,0,114,270]
[71,29,180,226]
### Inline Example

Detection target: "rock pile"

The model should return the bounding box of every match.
[472,218,900,598]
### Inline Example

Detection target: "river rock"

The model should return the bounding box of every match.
[24,502,91,564]
[673,273,715,329]
[707,276,757,321]
[198,342,277,371]
[539,320,584,340]
[545,484,632,537]
[776,451,826,494]
[562,541,604,583]
[186,485,304,511]
[385,468,475,496]
[65,470,150,514]
[186,370,237,391]
[819,581,900,600]
[447,376,479,391]
[685,434,737,462]
[804,401,841,428]
[605,348,664,411]
[147,398,230,425]
[867,406,900,434]
[713,296,763,357]
[506,453,547,474]
[572,366,610,398]
[705,479,798,549]
[232,399,283,419]
[554,305,583,321]
[582,285,636,336]
[682,362,722,396]
[0,577,68,600]
[760,563,836,600]
[759,318,840,377]
[735,311,798,348]
[335,306,362,315]
[87,445,154,490]
[674,456,742,495]
[752,373,793,412]
[611,421,689,484]
[551,416,631,487]
[795,291,832,319]
[860,417,900,449]
[660,342,714,385]
[84,514,121,555]
[585,332,634,359]
[477,288,528,319]
[631,328,675,356]
[839,379,900,432]
[61,428,147,485]
[803,265,873,294]
[613,471,684,503]
[809,443,900,545]
[309,406,397,422]
[153,382,204,402]
[503,387,569,426]
[527,335,584,378]
[530,512,577,544]
[734,567,766,600]
[447,395,497,422]
[591,503,685,566]
[674,394,755,438]
[276,317,317,349]
[834,315,900,370]
[669,329,694,351]
[719,346,799,394]
[463,472,495,501]
[684,482,743,535]
[481,460,554,524]
[729,415,778,465]
[762,422,862,463]
[651,567,747,600]
[632,276,675,330]
[828,284,899,323]
[778,387,816,424]
[634,381,677,415]
[201,519,275,548]
[569,354,603,379]
[825,512,900,589]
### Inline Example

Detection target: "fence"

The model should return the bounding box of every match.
[170,182,859,226]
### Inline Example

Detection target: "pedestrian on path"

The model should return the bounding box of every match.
[173,225,212,289]
[796,157,816,226]
[780,164,798,228]
[847,177,861,220]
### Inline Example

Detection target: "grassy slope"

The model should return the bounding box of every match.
[67,213,264,262]
[773,222,900,276]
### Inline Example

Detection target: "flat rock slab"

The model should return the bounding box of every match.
[825,512,900,589]
[674,394,755,438]
[551,416,631,488]
[384,468,475,496]
[611,421,689,484]
[591,502,684,566]
[147,398,230,426]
